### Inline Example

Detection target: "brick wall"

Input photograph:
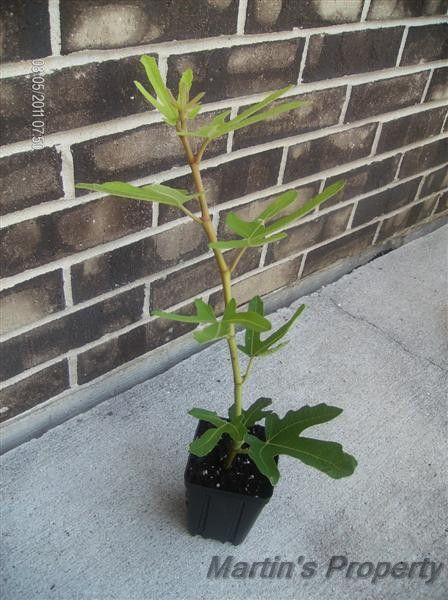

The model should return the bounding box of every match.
[1,0,447,425]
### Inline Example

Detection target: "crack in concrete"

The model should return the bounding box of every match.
[327,297,447,374]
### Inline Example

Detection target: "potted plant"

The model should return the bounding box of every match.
[77,56,357,545]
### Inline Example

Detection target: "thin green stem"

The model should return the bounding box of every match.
[176,114,244,456]
[242,356,255,383]
[178,205,202,223]
[229,247,246,273]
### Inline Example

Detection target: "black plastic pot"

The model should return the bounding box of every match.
[184,420,275,545]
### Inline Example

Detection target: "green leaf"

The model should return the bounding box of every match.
[222,299,271,332]
[237,297,304,358]
[209,231,286,250]
[178,68,193,105]
[226,212,264,238]
[257,190,298,221]
[240,397,273,427]
[140,56,175,107]
[134,81,165,113]
[152,298,217,325]
[193,321,230,344]
[75,182,194,208]
[188,105,202,119]
[152,310,203,324]
[245,404,357,484]
[244,296,263,356]
[256,304,305,355]
[188,408,246,456]
[220,100,305,137]
[179,86,307,140]
[194,299,216,323]
[189,408,227,428]
[265,181,345,235]
[235,86,294,123]
[137,55,178,124]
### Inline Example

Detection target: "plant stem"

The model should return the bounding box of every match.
[229,247,246,273]
[177,115,244,440]
[242,356,255,383]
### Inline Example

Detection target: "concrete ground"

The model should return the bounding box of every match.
[1,226,447,600]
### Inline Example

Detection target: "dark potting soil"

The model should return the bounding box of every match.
[185,420,274,499]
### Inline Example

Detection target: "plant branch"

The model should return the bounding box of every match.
[229,248,246,273]
[176,113,244,440]
[178,204,202,224]
[196,138,210,163]
[242,356,255,383]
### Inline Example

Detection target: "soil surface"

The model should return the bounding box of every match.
[185,420,274,499]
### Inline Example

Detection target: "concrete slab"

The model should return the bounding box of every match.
[1,226,447,600]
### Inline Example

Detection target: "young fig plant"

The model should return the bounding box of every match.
[76,55,357,486]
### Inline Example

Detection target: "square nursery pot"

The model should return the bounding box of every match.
[184,419,275,545]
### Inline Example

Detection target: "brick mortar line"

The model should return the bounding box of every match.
[420,68,435,103]
[1,98,447,229]
[338,84,352,124]
[58,143,75,202]
[1,15,445,79]
[370,122,383,156]
[296,252,307,280]
[237,0,248,35]
[67,356,78,387]
[1,59,446,158]
[143,282,151,318]
[360,0,372,22]
[1,178,446,344]
[276,146,289,186]
[1,143,447,295]
[346,203,358,231]
[226,106,239,153]
[62,267,73,308]
[395,26,409,67]
[259,244,268,268]
[48,0,61,56]
[415,176,426,202]
[394,154,405,180]
[1,190,443,391]
[371,221,383,245]
[442,110,448,132]
[296,33,310,84]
